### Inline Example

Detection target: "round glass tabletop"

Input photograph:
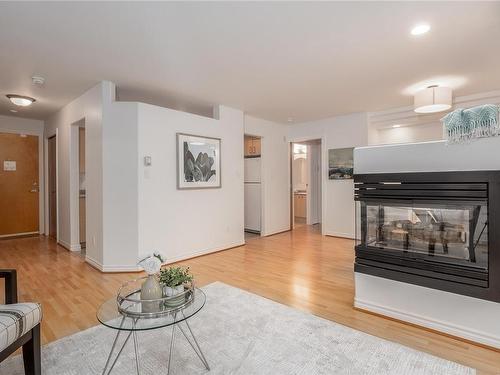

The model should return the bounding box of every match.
[97,288,206,331]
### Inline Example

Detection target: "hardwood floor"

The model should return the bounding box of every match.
[1,226,499,374]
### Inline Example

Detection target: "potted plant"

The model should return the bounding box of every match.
[159,266,193,305]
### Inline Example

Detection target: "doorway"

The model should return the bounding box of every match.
[48,135,57,239]
[244,134,262,241]
[290,139,322,231]
[0,132,39,237]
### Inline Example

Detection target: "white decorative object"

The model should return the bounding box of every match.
[414,86,452,114]
[138,254,163,275]
[163,285,184,297]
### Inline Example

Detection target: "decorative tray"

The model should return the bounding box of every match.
[116,277,195,319]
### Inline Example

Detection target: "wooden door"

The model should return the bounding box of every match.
[48,135,57,238]
[0,132,39,236]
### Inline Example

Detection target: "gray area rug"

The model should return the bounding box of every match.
[2,282,474,375]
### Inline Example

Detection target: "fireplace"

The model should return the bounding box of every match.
[354,171,500,302]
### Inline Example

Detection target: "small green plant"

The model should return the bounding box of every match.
[159,266,193,287]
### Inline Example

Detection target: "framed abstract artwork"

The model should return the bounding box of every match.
[176,133,221,189]
[328,147,354,180]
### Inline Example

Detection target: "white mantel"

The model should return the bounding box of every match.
[353,136,500,349]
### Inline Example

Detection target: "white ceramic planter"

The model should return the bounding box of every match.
[163,284,185,297]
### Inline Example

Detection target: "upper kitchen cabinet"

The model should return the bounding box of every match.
[244,135,261,157]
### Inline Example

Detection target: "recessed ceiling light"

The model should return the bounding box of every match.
[411,24,430,36]
[287,117,294,123]
[392,124,401,128]
[6,94,36,107]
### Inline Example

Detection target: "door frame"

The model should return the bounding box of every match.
[0,127,45,236]
[289,136,326,235]
[306,142,321,225]
[46,134,58,240]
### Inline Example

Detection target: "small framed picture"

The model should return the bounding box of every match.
[177,133,221,189]
[328,147,354,180]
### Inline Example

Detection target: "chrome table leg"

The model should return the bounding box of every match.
[132,318,141,375]
[181,312,210,370]
[167,314,177,375]
[102,317,125,375]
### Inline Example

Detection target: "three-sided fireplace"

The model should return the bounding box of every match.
[354,171,500,302]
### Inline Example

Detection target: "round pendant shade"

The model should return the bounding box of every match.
[414,86,452,114]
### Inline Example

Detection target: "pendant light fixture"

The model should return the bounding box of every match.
[414,85,452,114]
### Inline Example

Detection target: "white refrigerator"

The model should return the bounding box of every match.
[244,157,261,233]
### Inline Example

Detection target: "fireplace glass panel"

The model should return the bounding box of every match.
[359,202,488,270]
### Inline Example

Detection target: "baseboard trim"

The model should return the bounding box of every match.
[262,227,290,237]
[164,240,246,264]
[85,256,102,271]
[85,256,141,273]
[58,239,71,251]
[324,231,354,239]
[354,297,500,349]
[58,240,81,252]
[84,241,246,273]
[0,231,39,239]
[71,243,81,252]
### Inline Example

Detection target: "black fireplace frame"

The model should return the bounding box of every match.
[354,170,500,303]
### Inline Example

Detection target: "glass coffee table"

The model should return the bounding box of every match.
[97,285,209,375]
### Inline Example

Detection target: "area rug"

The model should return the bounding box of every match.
[1,282,474,375]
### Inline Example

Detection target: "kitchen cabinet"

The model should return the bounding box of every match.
[294,193,306,218]
[244,136,261,157]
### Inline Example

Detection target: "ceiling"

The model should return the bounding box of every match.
[1,2,499,123]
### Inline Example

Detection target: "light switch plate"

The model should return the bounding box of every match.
[144,156,152,166]
[3,160,16,171]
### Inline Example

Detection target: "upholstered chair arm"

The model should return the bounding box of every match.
[0,269,18,304]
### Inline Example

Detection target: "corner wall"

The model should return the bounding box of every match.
[137,104,245,262]
[244,116,290,236]
[44,81,115,266]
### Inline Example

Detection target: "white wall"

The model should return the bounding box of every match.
[372,122,443,145]
[102,102,139,270]
[45,81,115,267]
[288,113,368,238]
[137,104,245,262]
[44,80,293,271]
[0,115,45,234]
[244,115,290,236]
[354,136,500,348]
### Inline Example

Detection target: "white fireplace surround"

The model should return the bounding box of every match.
[353,136,500,349]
